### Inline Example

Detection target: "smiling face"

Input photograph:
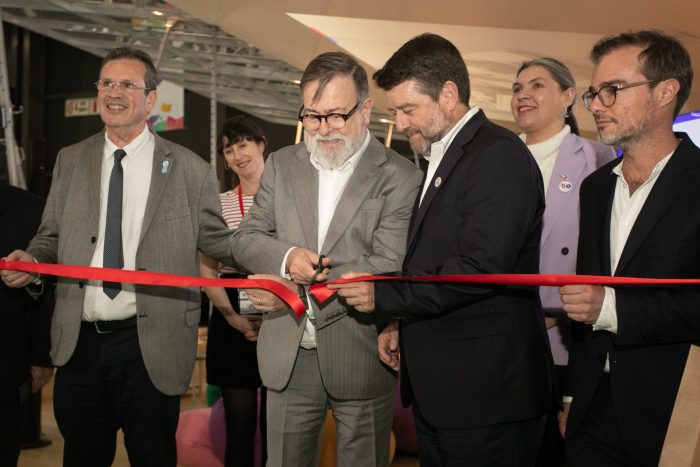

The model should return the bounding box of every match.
[511,65,574,143]
[97,57,157,146]
[301,74,371,169]
[385,79,452,157]
[222,136,265,181]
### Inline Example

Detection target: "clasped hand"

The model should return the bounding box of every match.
[559,284,605,324]
[243,274,297,313]
[328,272,375,313]
[1,250,38,288]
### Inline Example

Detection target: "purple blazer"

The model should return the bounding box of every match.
[539,133,616,365]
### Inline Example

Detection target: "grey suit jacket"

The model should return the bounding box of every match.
[26,130,233,395]
[231,135,422,398]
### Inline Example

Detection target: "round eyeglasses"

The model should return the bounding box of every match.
[298,102,360,131]
[581,79,661,110]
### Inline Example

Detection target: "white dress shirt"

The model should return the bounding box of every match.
[594,149,674,371]
[82,125,154,321]
[282,131,371,349]
[419,106,480,205]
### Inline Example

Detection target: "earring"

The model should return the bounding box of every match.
[564,107,570,118]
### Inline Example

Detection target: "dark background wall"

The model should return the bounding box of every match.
[2,24,415,197]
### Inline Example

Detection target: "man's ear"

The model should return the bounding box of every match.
[145,90,158,114]
[361,97,373,125]
[656,78,680,111]
[439,81,460,111]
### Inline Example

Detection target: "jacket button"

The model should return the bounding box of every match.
[78,281,85,288]
[561,247,570,255]
[90,236,97,243]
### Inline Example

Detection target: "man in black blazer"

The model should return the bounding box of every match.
[558,30,698,467]
[0,185,53,466]
[332,33,553,466]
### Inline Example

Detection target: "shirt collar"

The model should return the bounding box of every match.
[104,125,152,161]
[612,148,675,185]
[424,106,480,161]
[309,130,370,172]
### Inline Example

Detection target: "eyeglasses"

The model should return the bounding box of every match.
[298,102,360,130]
[94,79,153,92]
[581,79,661,110]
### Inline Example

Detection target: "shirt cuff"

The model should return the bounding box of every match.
[281,247,296,277]
[592,286,618,333]
[562,395,573,404]
[31,256,42,285]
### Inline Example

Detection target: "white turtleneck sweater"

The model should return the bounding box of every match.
[520,125,571,195]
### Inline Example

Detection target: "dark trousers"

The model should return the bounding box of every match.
[0,395,24,466]
[54,324,180,467]
[412,403,547,467]
[565,375,646,467]
[536,364,567,467]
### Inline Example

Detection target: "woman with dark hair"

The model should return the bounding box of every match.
[511,58,615,465]
[200,115,267,466]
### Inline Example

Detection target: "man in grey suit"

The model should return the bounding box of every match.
[231,52,422,466]
[1,47,232,466]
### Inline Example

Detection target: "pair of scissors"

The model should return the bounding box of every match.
[309,254,326,284]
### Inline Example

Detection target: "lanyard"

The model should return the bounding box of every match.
[237,185,246,218]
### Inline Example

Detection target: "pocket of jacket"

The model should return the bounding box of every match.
[164,206,191,221]
[185,308,200,327]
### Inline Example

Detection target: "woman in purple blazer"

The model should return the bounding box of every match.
[511,57,615,465]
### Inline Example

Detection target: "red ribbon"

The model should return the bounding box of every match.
[4,260,700,317]
[308,273,700,304]
[0,259,307,317]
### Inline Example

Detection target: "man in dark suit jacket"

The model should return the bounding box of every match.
[0,185,53,466]
[558,31,699,467]
[333,33,553,467]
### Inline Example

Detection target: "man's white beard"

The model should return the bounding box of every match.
[305,132,363,169]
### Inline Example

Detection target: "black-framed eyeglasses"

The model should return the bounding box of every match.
[298,102,360,130]
[94,79,153,92]
[581,79,661,110]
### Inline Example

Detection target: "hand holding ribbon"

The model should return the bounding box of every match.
[0,259,307,317]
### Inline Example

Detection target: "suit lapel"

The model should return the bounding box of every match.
[597,168,617,276]
[321,137,384,253]
[290,145,319,251]
[407,110,487,249]
[615,140,699,275]
[541,134,586,246]
[139,132,172,246]
[86,133,104,220]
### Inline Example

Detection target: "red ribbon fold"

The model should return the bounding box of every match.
[0,259,307,317]
[4,260,700,318]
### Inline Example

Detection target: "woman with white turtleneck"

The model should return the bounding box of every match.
[512,57,616,465]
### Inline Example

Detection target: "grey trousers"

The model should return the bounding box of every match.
[266,348,395,467]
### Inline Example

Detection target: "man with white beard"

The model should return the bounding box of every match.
[229,51,422,467]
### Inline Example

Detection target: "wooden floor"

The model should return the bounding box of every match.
[17,369,419,466]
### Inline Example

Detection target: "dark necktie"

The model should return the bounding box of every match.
[103,149,126,299]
